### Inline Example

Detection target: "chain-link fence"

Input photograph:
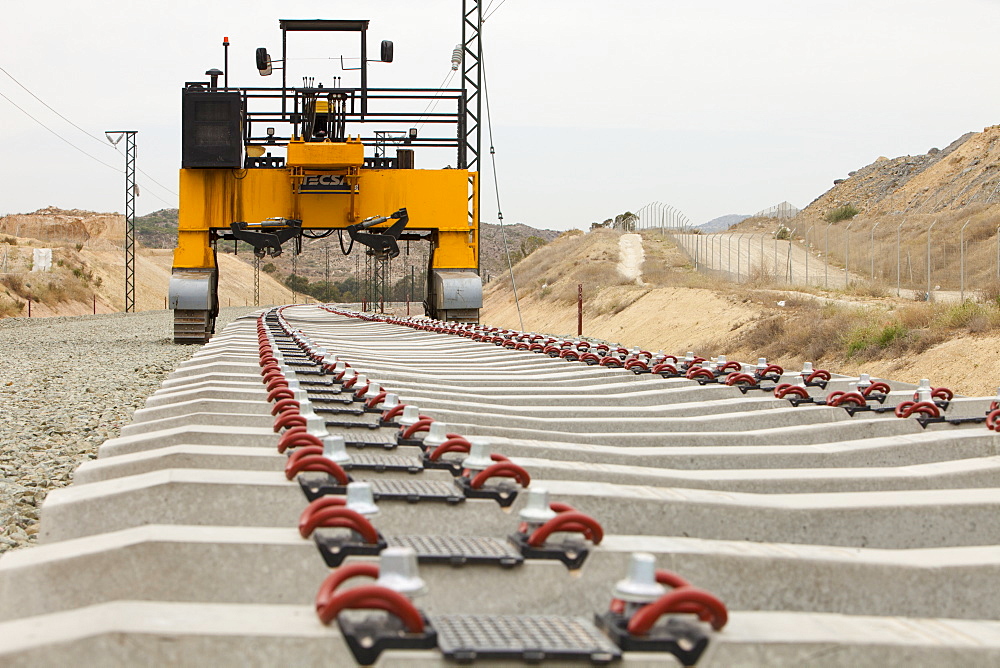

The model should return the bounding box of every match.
[665,216,1000,301]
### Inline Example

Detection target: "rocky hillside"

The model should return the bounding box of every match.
[135,209,179,248]
[799,126,1000,220]
[0,208,123,246]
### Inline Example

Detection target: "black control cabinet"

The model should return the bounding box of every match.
[182,90,242,168]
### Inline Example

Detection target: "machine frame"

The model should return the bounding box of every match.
[169,14,483,342]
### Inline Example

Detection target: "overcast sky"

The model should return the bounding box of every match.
[3,0,1000,230]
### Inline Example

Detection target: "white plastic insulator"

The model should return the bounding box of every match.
[321,353,337,366]
[305,415,327,439]
[345,481,379,517]
[613,553,666,604]
[375,547,428,598]
[286,377,301,391]
[519,487,557,524]
[451,45,463,70]
[802,361,814,374]
[341,368,357,384]
[334,360,347,374]
[298,396,317,417]
[382,393,401,410]
[717,354,728,365]
[364,382,382,401]
[917,378,932,402]
[757,357,768,369]
[461,438,493,472]
[422,421,449,449]
[685,351,695,362]
[398,405,421,428]
[322,435,351,464]
[856,373,872,389]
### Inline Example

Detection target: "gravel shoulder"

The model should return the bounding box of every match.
[0,307,260,553]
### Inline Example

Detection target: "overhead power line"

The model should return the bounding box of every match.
[483,0,509,21]
[0,88,123,173]
[0,65,179,202]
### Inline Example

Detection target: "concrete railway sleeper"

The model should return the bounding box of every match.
[1,304,1000,665]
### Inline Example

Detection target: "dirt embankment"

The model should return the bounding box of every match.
[2,241,296,316]
[0,207,123,246]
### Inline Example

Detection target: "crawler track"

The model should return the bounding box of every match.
[2,304,1000,665]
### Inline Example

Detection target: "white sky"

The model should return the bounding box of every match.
[3,0,1000,230]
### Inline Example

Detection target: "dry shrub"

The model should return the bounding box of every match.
[745,262,775,288]
[739,315,785,352]
[1,274,27,298]
[575,261,623,286]
[846,280,887,298]
[934,301,996,333]
[640,260,675,286]
[0,295,24,317]
[978,280,1000,306]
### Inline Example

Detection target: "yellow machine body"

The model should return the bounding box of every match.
[169,18,482,342]
[173,150,477,273]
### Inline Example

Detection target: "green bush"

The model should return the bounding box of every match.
[826,204,859,223]
[843,322,908,358]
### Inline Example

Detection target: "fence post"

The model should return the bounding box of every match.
[727,234,733,280]
[760,232,766,276]
[896,219,906,297]
[772,226,778,276]
[927,219,938,301]
[825,222,833,288]
[577,283,583,336]
[844,220,856,288]
[27,298,31,317]
[736,233,744,281]
[804,226,812,285]
[960,219,971,301]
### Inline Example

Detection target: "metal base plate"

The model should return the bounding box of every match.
[595,611,709,665]
[430,614,621,664]
[371,479,465,504]
[347,452,423,474]
[325,416,382,429]
[338,614,437,665]
[314,530,387,568]
[387,535,523,567]
[299,475,464,504]
[343,431,399,449]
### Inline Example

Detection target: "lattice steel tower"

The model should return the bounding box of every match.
[106,130,138,313]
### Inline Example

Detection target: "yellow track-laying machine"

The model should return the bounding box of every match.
[169,16,483,342]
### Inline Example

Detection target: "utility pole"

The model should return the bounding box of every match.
[324,242,331,300]
[106,130,137,312]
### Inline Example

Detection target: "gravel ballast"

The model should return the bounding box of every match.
[0,307,260,553]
